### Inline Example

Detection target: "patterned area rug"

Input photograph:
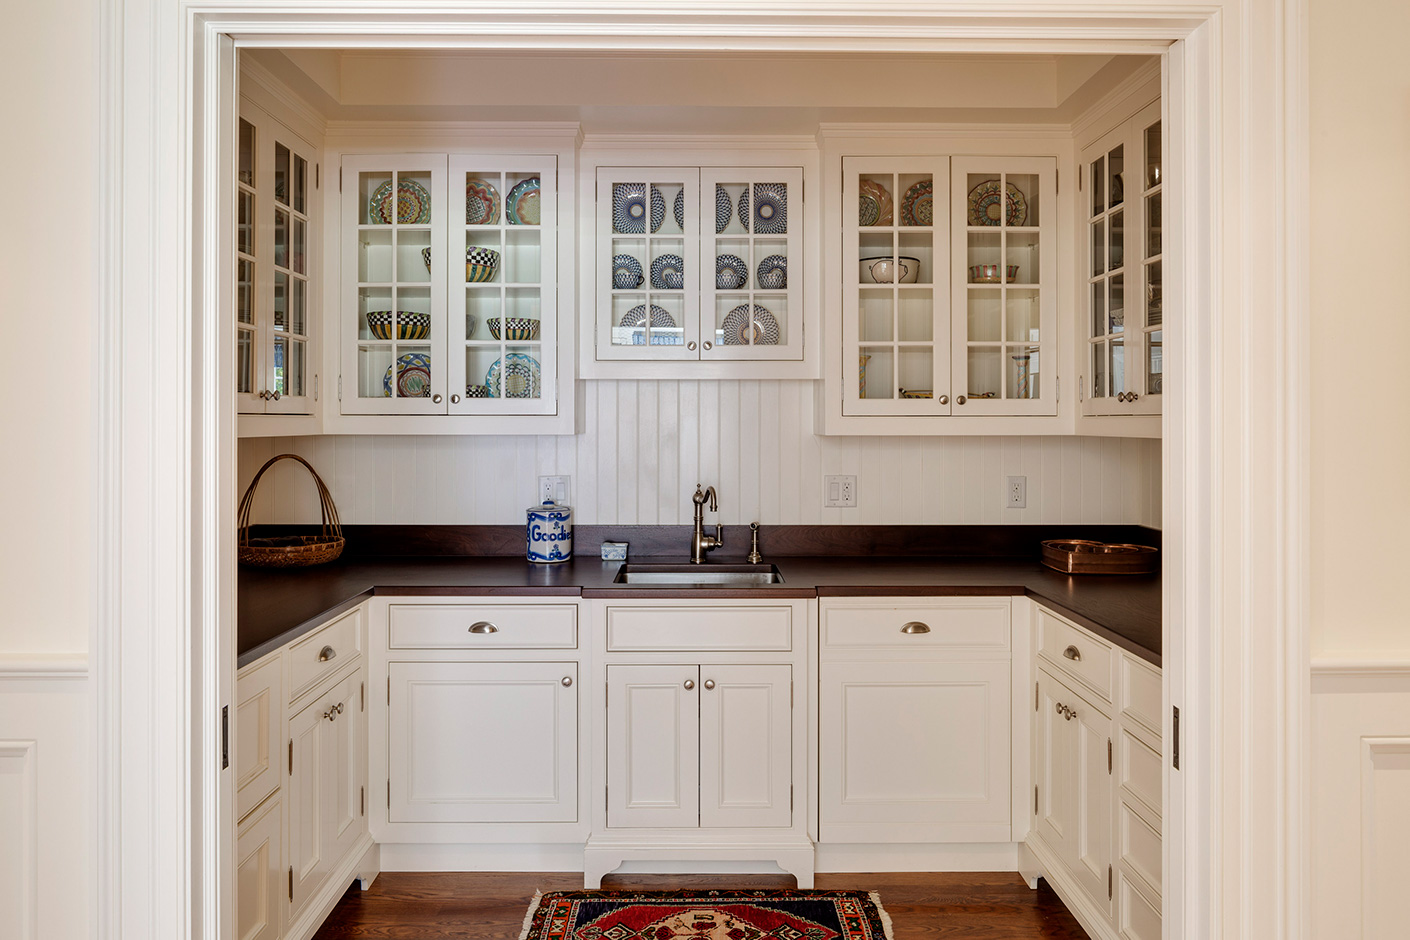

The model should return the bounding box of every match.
[519,889,894,940]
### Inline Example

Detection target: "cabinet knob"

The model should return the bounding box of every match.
[703,679,715,690]
[318,645,337,662]
[258,389,270,401]
[561,676,573,687]
[271,389,282,401]
[938,395,949,405]
[687,341,698,351]
[702,341,713,351]
[683,679,695,691]
[1129,392,1140,401]
[1066,706,1077,721]
[468,621,499,634]
[432,393,443,404]
[1056,702,1064,715]
[1063,645,1082,661]
[451,394,461,404]
[900,621,931,634]
[956,395,967,405]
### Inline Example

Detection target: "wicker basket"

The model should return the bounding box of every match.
[237,454,345,567]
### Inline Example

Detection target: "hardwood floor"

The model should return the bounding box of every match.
[312,871,1090,939]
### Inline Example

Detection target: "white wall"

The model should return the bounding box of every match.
[240,379,1161,528]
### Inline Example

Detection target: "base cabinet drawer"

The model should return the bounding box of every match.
[387,661,578,823]
[288,607,364,703]
[1038,609,1115,702]
[1118,872,1162,940]
[605,605,792,651]
[821,600,1010,652]
[389,604,578,649]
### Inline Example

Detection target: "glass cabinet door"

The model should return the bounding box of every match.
[950,155,1057,416]
[447,156,557,415]
[842,157,950,415]
[236,115,259,412]
[1085,133,1128,410]
[596,167,699,360]
[1139,104,1164,404]
[340,155,447,414]
[700,167,804,362]
[266,138,312,414]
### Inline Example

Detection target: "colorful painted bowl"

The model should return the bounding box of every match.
[969,264,1019,283]
[365,310,431,341]
[421,246,432,272]
[466,246,500,283]
[899,388,934,399]
[465,384,491,398]
[489,317,540,342]
[860,256,921,284]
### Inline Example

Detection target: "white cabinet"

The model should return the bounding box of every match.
[237,98,319,421]
[235,794,284,940]
[236,654,283,823]
[387,661,578,824]
[287,668,365,920]
[606,663,792,830]
[1027,604,1161,940]
[817,598,1013,843]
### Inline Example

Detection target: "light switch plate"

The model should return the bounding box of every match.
[825,475,857,508]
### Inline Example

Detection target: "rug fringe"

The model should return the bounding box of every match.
[518,890,544,940]
[868,890,895,940]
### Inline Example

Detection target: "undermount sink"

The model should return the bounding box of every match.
[613,563,784,585]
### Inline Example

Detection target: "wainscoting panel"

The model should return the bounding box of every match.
[0,657,90,940]
[240,380,1162,528]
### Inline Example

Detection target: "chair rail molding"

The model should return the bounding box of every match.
[100,3,1309,939]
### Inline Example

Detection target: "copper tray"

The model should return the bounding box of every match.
[1041,539,1158,575]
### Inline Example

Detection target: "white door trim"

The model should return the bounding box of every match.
[95,3,1309,939]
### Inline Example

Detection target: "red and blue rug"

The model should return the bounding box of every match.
[519,889,894,940]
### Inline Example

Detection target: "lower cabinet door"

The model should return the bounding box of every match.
[699,664,792,829]
[235,796,283,940]
[607,664,700,828]
[388,661,578,823]
[235,656,282,823]
[820,660,1011,841]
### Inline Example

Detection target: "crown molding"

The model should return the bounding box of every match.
[240,55,329,142]
[1068,58,1162,142]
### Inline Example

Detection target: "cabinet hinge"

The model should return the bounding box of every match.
[1173,705,1180,769]
[1079,375,1085,402]
[313,374,319,402]
[1108,737,1113,774]
[338,166,342,192]
[288,866,293,901]
[1034,785,1039,815]
[361,786,365,817]
[221,705,229,770]
[1056,376,1061,404]
[338,374,343,402]
[315,163,320,190]
[387,677,391,706]
[791,785,794,813]
[387,781,391,809]
[1079,164,1083,192]
[288,738,293,776]
[1055,168,1059,195]
[361,681,365,712]
[1108,864,1113,900]
[1035,681,1039,711]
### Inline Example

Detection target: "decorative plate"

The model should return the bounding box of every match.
[486,353,541,399]
[756,254,787,290]
[612,253,644,290]
[382,352,432,398]
[736,186,750,230]
[506,177,541,225]
[900,179,934,226]
[674,189,685,229]
[967,178,1029,226]
[613,183,648,234]
[751,182,788,234]
[465,177,500,225]
[650,254,685,290]
[649,185,668,233]
[621,303,680,346]
[719,304,781,346]
[715,185,733,233]
[369,178,432,225]
[715,254,748,290]
[858,178,893,227]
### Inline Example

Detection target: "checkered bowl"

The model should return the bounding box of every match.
[489,317,540,342]
[466,246,501,283]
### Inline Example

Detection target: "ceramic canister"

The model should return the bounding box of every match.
[526,499,572,563]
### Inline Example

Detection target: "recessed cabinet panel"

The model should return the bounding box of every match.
[698,665,792,829]
[235,657,282,822]
[605,605,792,651]
[607,664,700,829]
[235,796,283,940]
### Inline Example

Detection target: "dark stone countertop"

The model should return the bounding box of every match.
[239,553,1160,668]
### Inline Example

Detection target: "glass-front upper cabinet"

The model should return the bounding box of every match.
[1082,99,1162,416]
[592,165,805,369]
[236,101,317,416]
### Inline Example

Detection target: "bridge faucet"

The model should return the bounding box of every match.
[690,484,723,564]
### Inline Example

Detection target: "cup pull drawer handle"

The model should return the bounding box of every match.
[469,622,499,634]
[318,646,337,662]
[1063,645,1082,661]
[900,621,931,634]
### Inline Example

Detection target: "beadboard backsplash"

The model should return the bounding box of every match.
[239,380,1161,528]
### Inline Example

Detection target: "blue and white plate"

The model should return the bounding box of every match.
[621,304,680,346]
[382,352,432,398]
[674,189,685,229]
[649,185,668,233]
[737,186,751,231]
[751,183,788,234]
[756,254,787,290]
[715,185,733,234]
[719,304,781,346]
[650,254,685,289]
[613,183,648,234]
[485,353,541,399]
[716,254,748,290]
[612,254,644,289]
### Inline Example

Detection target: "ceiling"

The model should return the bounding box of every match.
[244,49,1156,133]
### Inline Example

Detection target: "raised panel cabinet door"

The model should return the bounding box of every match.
[820,660,1012,842]
[388,661,578,823]
[287,682,335,919]
[235,796,283,940]
[607,664,699,828]
[323,672,365,864]
[698,664,792,829]
[1034,669,1078,857]
[235,656,282,823]
[1072,688,1116,917]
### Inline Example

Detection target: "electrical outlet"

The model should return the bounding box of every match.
[1007,475,1027,509]
[538,475,570,504]
[825,475,857,508]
